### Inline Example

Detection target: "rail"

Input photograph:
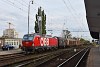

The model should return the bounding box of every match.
[57,47,90,67]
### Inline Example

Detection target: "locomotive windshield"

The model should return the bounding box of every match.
[22,34,34,41]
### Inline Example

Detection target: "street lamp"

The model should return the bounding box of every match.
[28,0,33,34]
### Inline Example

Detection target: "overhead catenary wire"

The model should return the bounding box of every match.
[17,0,37,11]
[62,0,83,31]
[61,0,89,38]
[67,0,87,31]
[66,0,87,38]
[2,0,27,13]
[61,0,82,37]
[1,0,37,20]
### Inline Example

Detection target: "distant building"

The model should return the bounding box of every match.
[3,29,18,38]
[0,37,22,49]
[0,28,22,49]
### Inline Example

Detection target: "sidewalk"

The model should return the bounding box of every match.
[86,46,100,67]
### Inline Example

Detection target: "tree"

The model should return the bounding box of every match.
[80,38,90,45]
[34,21,39,33]
[34,7,46,35]
[42,10,46,34]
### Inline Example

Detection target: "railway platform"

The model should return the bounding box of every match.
[86,45,100,67]
[0,49,22,55]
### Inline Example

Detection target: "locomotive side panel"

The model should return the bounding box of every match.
[22,41,33,47]
[49,38,58,47]
[33,36,41,47]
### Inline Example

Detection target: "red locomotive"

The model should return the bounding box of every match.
[21,33,58,53]
[21,33,81,53]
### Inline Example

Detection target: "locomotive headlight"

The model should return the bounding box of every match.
[26,42,29,44]
[32,43,34,46]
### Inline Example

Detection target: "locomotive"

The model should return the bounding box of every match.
[21,33,80,53]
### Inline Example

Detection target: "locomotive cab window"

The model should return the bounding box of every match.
[23,34,34,41]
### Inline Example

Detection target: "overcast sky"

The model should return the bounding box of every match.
[0,0,92,40]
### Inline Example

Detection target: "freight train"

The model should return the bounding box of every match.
[21,33,80,53]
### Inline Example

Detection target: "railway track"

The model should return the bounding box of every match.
[0,52,23,58]
[0,53,25,61]
[57,47,90,67]
[0,53,26,66]
[0,48,72,67]
[35,47,90,67]
[16,47,83,67]
[20,49,75,67]
[0,46,88,67]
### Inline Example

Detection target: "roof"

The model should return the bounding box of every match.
[84,0,100,39]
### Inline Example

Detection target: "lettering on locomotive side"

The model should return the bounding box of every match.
[46,38,49,46]
[40,37,49,46]
[44,38,47,46]
[40,38,44,46]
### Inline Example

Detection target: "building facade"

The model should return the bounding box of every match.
[3,29,18,38]
[0,38,22,49]
[0,27,22,49]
